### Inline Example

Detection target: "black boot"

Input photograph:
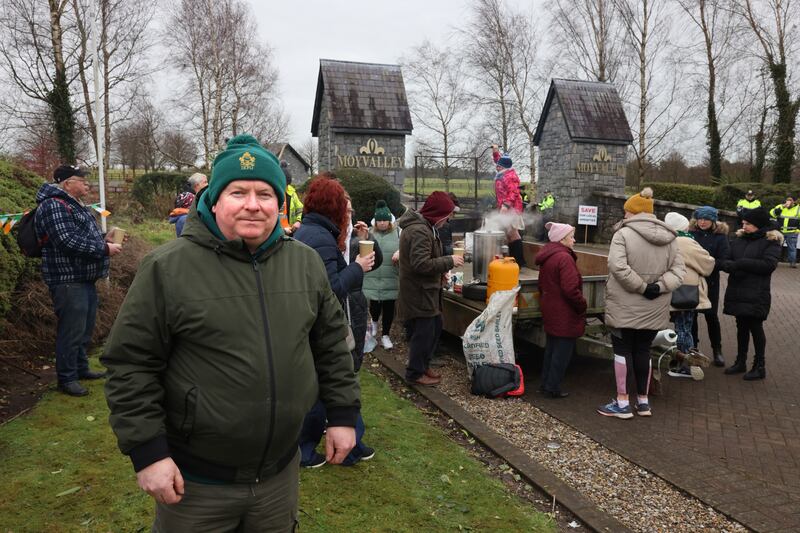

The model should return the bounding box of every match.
[508,239,526,268]
[724,355,747,374]
[712,348,725,367]
[743,354,765,381]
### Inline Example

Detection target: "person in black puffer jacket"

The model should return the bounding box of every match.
[689,206,730,367]
[294,175,381,468]
[720,207,782,381]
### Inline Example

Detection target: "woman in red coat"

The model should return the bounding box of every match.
[535,222,587,398]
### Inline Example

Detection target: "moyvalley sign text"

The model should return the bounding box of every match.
[334,138,404,170]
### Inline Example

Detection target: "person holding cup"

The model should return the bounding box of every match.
[294,175,380,468]
[364,200,401,350]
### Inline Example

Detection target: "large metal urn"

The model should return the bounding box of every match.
[472,230,504,283]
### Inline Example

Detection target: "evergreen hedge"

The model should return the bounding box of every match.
[298,169,404,225]
[0,160,44,329]
[131,171,190,217]
[713,183,799,212]
[643,183,717,207]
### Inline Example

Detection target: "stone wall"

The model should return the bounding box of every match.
[537,98,627,228]
[317,98,407,188]
[282,153,309,186]
[592,191,738,242]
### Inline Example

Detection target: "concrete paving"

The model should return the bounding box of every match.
[522,265,800,532]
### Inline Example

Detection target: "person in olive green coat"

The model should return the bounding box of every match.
[102,135,359,532]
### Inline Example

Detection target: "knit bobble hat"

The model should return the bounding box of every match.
[419,191,455,224]
[546,222,575,243]
[623,187,654,215]
[374,200,392,222]
[694,205,718,222]
[497,153,513,169]
[208,134,285,208]
[741,207,771,230]
[664,212,690,232]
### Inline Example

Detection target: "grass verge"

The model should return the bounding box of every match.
[0,359,554,532]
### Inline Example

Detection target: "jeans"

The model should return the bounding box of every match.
[49,282,98,384]
[404,315,442,381]
[784,233,798,265]
[672,311,694,353]
[298,400,368,466]
[540,335,576,393]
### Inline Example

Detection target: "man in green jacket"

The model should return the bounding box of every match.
[102,135,359,531]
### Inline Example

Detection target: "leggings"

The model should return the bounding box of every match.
[369,299,396,335]
[735,316,766,359]
[611,328,657,397]
[692,308,722,351]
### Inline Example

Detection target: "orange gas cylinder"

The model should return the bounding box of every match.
[486,256,520,303]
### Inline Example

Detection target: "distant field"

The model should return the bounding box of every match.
[403,177,495,198]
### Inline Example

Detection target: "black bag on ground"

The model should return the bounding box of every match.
[671,284,699,309]
[471,363,521,398]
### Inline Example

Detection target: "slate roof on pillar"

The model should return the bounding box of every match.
[533,79,633,146]
[311,59,413,136]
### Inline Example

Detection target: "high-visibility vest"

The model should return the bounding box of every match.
[538,194,554,211]
[769,204,800,234]
[280,185,303,230]
[737,198,761,211]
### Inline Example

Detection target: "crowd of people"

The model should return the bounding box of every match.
[29,134,796,530]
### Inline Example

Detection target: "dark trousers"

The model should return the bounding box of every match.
[541,335,576,393]
[692,308,722,351]
[404,315,442,381]
[369,299,396,335]
[611,328,657,396]
[49,282,98,385]
[735,316,766,360]
[298,400,367,466]
[153,451,299,532]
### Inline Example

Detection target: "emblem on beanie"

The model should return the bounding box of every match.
[239,152,256,170]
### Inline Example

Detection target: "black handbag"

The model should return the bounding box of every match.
[671,284,699,309]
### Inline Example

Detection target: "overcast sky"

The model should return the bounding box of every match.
[247,0,528,146]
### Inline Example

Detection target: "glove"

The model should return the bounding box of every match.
[643,283,661,300]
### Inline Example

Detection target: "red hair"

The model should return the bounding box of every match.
[302,175,349,249]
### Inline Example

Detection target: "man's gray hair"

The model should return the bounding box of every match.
[188,172,207,188]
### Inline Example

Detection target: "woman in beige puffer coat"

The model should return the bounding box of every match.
[664,212,715,379]
[598,188,686,420]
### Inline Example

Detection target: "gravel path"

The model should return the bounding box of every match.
[382,337,748,533]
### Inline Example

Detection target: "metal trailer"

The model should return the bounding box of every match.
[441,241,615,359]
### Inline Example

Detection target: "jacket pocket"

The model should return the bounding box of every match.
[178,386,198,442]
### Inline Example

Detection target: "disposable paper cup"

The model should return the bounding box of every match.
[359,240,374,256]
[453,247,465,257]
[111,228,126,244]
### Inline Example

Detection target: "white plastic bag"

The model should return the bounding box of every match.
[363,330,377,354]
[462,287,519,378]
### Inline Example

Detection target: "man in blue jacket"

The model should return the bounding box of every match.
[35,165,123,396]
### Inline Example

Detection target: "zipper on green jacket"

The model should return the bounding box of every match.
[252,258,277,482]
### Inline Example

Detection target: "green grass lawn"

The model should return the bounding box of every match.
[112,215,176,247]
[0,360,554,532]
[403,177,496,199]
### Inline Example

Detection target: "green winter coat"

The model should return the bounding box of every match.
[102,204,359,483]
[363,227,400,302]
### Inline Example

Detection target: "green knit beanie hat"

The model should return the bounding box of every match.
[208,134,285,208]
[374,200,392,221]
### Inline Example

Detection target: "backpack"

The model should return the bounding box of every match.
[14,198,70,257]
[470,363,525,398]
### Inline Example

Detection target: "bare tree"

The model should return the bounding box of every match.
[160,129,197,170]
[550,0,626,83]
[300,137,318,176]
[732,0,800,183]
[165,0,286,167]
[677,0,739,182]
[613,0,697,186]
[72,0,156,167]
[403,41,472,186]
[460,0,514,151]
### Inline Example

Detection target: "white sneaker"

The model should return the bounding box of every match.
[381,335,393,350]
[369,321,378,337]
